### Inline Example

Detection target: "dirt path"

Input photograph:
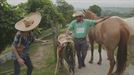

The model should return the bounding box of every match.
[31,41,51,69]
[31,45,45,69]
[29,41,134,75]
[74,50,134,75]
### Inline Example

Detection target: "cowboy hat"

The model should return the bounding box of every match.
[15,12,42,31]
[72,11,85,17]
[58,34,73,45]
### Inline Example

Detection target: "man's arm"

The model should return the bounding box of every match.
[87,17,110,27]
[12,45,25,65]
[68,20,75,31]
[87,20,96,27]
[12,32,25,65]
[66,20,75,35]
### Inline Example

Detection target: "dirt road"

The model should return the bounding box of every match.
[74,49,134,75]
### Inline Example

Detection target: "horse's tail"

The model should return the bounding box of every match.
[116,27,130,74]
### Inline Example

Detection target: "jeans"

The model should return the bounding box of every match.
[74,38,88,67]
[14,55,33,75]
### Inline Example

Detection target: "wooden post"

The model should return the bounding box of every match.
[51,21,60,62]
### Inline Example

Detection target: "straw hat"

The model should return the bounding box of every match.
[58,34,73,45]
[15,12,42,31]
[72,11,85,17]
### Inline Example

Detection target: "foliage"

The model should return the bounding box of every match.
[102,9,134,18]
[57,0,74,27]
[127,10,134,17]
[89,5,102,16]
[27,0,65,29]
[0,0,68,52]
[0,0,26,52]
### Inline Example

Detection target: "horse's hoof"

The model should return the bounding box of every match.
[112,72,118,75]
[97,62,102,65]
[89,61,93,64]
[71,72,75,75]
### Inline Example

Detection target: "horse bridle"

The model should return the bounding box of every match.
[97,16,111,24]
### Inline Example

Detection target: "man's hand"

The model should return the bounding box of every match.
[66,30,72,35]
[17,58,25,65]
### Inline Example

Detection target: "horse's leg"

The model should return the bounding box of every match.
[59,48,64,70]
[55,47,60,75]
[113,28,128,75]
[89,41,94,64]
[97,44,102,65]
[107,50,115,75]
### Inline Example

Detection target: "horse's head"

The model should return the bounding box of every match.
[83,9,99,20]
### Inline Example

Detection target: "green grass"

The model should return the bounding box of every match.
[129,58,134,65]
[0,42,40,74]
[1,47,12,54]
[29,42,41,55]
[0,60,14,74]
[0,28,73,75]
[0,42,68,75]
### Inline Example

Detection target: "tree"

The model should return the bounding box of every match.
[0,0,66,57]
[57,0,74,27]
[0,0,26,53]
[127,10,134,17]
[27,0,66,61]
[89,5,102,16]
[27,0,65,29]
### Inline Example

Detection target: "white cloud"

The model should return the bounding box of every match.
[64,0,134,8]
[7,0,134,8]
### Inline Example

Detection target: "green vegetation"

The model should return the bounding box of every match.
[0,0,134,75]
[101,7,134,18]
[88,5,102,16]
[0,33,69,75]
[57,0,74,27]
[0,0,74,53]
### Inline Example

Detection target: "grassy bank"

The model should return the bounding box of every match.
[0,28,69,75]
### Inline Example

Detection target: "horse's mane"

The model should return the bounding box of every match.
[83,10,99,19]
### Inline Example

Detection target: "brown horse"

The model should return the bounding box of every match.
[84,10,105,65]
[83,10,130,75]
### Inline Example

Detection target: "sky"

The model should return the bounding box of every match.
[7,0,27,5]
[7,0,134,8]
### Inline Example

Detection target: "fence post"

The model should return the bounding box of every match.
[51,21,60,62]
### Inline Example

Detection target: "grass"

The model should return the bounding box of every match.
[0,41,69,75]
[29,42,41,55]
[128,57,134,65]
[0,42,40,74]
[0,28,70,75]
[0,60,14,74]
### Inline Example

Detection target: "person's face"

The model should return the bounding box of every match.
[76,15,84,22]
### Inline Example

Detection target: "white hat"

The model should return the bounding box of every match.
[72,11,85,17]
[15,12,42,31]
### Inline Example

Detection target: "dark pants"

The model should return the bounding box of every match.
[14,55,33,75]
[74,38,88,67]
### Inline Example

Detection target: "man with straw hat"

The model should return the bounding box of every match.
[67,11,103,69]
[12,12,41,75]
